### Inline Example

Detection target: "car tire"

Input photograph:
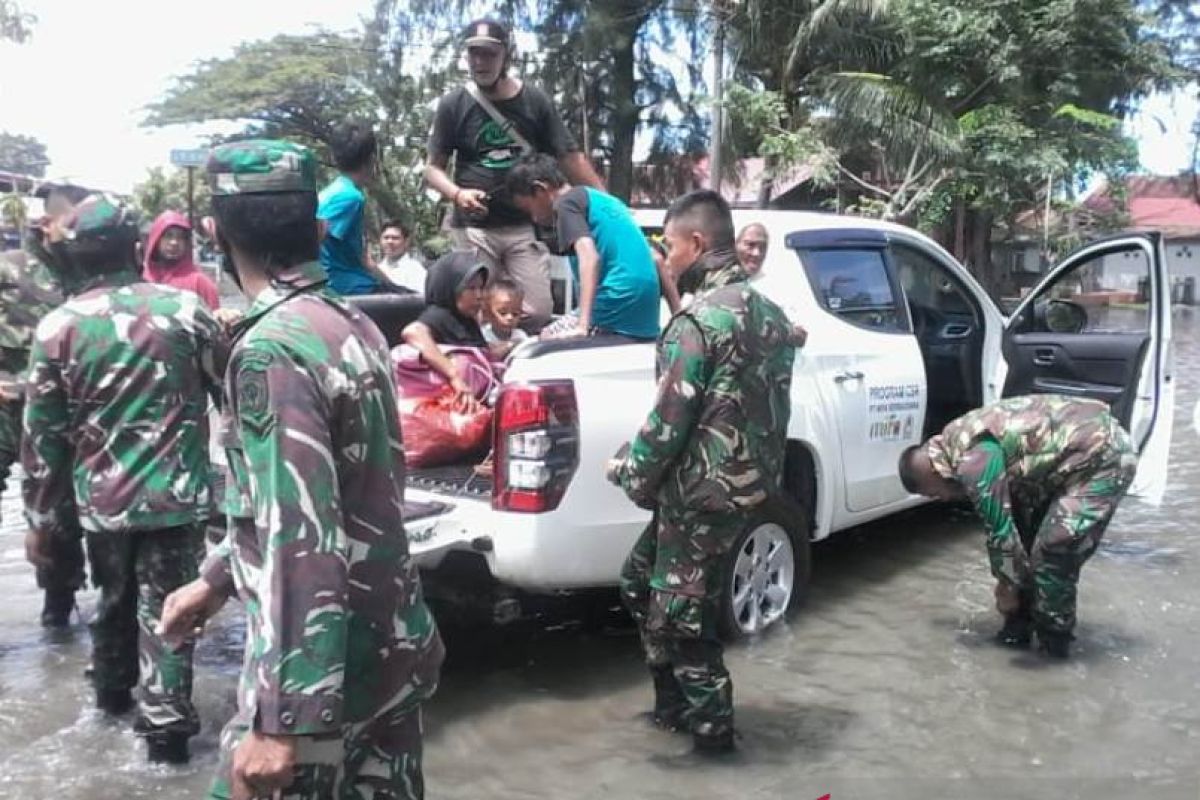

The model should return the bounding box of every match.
[718,496,812,640]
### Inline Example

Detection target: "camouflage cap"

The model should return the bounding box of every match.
[206,140,317,196]
[65,194,138,241]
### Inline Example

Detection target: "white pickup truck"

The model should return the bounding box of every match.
[353,210,1174,637]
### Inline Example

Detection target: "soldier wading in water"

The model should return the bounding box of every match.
[900,394,1138,659]
[160,140,444,799]
[608,190,798,754]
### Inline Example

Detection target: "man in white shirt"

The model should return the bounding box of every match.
[378,219,427,295]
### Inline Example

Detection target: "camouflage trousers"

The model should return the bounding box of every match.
[38,521,87,593]
[0,399,86,594]
[85,525,204,736]
[209,703,427,799]
[619,508,741,738]
[1000,442,1138,635]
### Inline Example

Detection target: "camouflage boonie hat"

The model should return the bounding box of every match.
[66,194,138,241]
[206,140,317,196]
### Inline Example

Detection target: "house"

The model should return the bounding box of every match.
[1088,175,1200,283]
[994,175,1200,297]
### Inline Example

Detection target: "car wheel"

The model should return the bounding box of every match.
[719,499,812,640]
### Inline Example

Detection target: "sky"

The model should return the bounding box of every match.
[0,0,367,193]
[0,0,1196,195]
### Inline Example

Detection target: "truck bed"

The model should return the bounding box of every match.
[407,464,493,500]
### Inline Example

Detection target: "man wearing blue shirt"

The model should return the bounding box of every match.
[318,122,395,295]
[508,154,661,340]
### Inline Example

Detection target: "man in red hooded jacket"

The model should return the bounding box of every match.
[143,211,219,310]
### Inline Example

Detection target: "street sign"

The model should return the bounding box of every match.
[169,148,209,168]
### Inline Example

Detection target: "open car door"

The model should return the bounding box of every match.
[998,233,1174,502]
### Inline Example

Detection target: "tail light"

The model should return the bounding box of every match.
[493,381,579,513]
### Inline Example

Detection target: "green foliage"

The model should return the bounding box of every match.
[132,167,212,221]
[0,131,49,177]
[731,0,1184,226]
[146,32,374,141]
[145,12,451,244]
[724,83,837,184]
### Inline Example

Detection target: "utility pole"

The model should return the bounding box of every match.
[186,166,196,231]
[580,70,590,159]
[710,1,728,196]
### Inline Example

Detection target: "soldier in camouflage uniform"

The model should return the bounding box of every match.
[0,246,87,626]
[21,195,225,762]
[607,190,796,754]
[157,140,444,800]
[899,394,1138,658]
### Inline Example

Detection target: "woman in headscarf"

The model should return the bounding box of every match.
[142,211,219,309]
[401,251,489,411]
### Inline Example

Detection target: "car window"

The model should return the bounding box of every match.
[795,247,908,333]
[1017,245,1151,335]
[892,244,974,315]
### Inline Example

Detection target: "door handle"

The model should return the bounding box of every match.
[1033,348,1056,367]
[834,370,865,383]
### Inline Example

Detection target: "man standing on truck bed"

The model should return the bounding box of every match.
[608,190,797,754]
[425,18,605,319]
[899,394,1138,659]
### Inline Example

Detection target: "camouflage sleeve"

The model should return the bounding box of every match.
[616,316,711,508]
[233,340,350,736]
[194,303,229,408]
[958,438,1030,586]
[20,334,74,537]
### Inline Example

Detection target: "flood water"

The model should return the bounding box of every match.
[2,311,1200,799]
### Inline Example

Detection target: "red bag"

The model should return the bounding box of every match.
[399,388,493,468]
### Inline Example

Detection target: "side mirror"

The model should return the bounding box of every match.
[1043,299,1088,334]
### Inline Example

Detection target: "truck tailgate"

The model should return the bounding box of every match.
[403,470,494,569]
[406,464,493,500]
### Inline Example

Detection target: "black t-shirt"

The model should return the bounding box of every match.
[428,83,578,228]
[555,186,591,254]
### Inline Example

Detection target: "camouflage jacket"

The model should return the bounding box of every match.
[22,272,225,536]
[202,261,444,737]
[615,250,795,515]
[928,394,1137,584]
[0,254,63,394]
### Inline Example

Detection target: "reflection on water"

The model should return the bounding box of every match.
[1,309,1199,799]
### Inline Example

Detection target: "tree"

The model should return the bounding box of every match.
[0,0,33,43]
[145,10,456,243]
[728,0,1188,293]
[0,132,49,177]
[132,167,211,221]
[145,32,373,144]
[528,0,708,201]
[724,0,893,201]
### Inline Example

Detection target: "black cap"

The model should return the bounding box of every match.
[462,18,510,49]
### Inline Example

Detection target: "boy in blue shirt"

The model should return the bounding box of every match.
[318,122,395,295]
[508,154,662,340]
